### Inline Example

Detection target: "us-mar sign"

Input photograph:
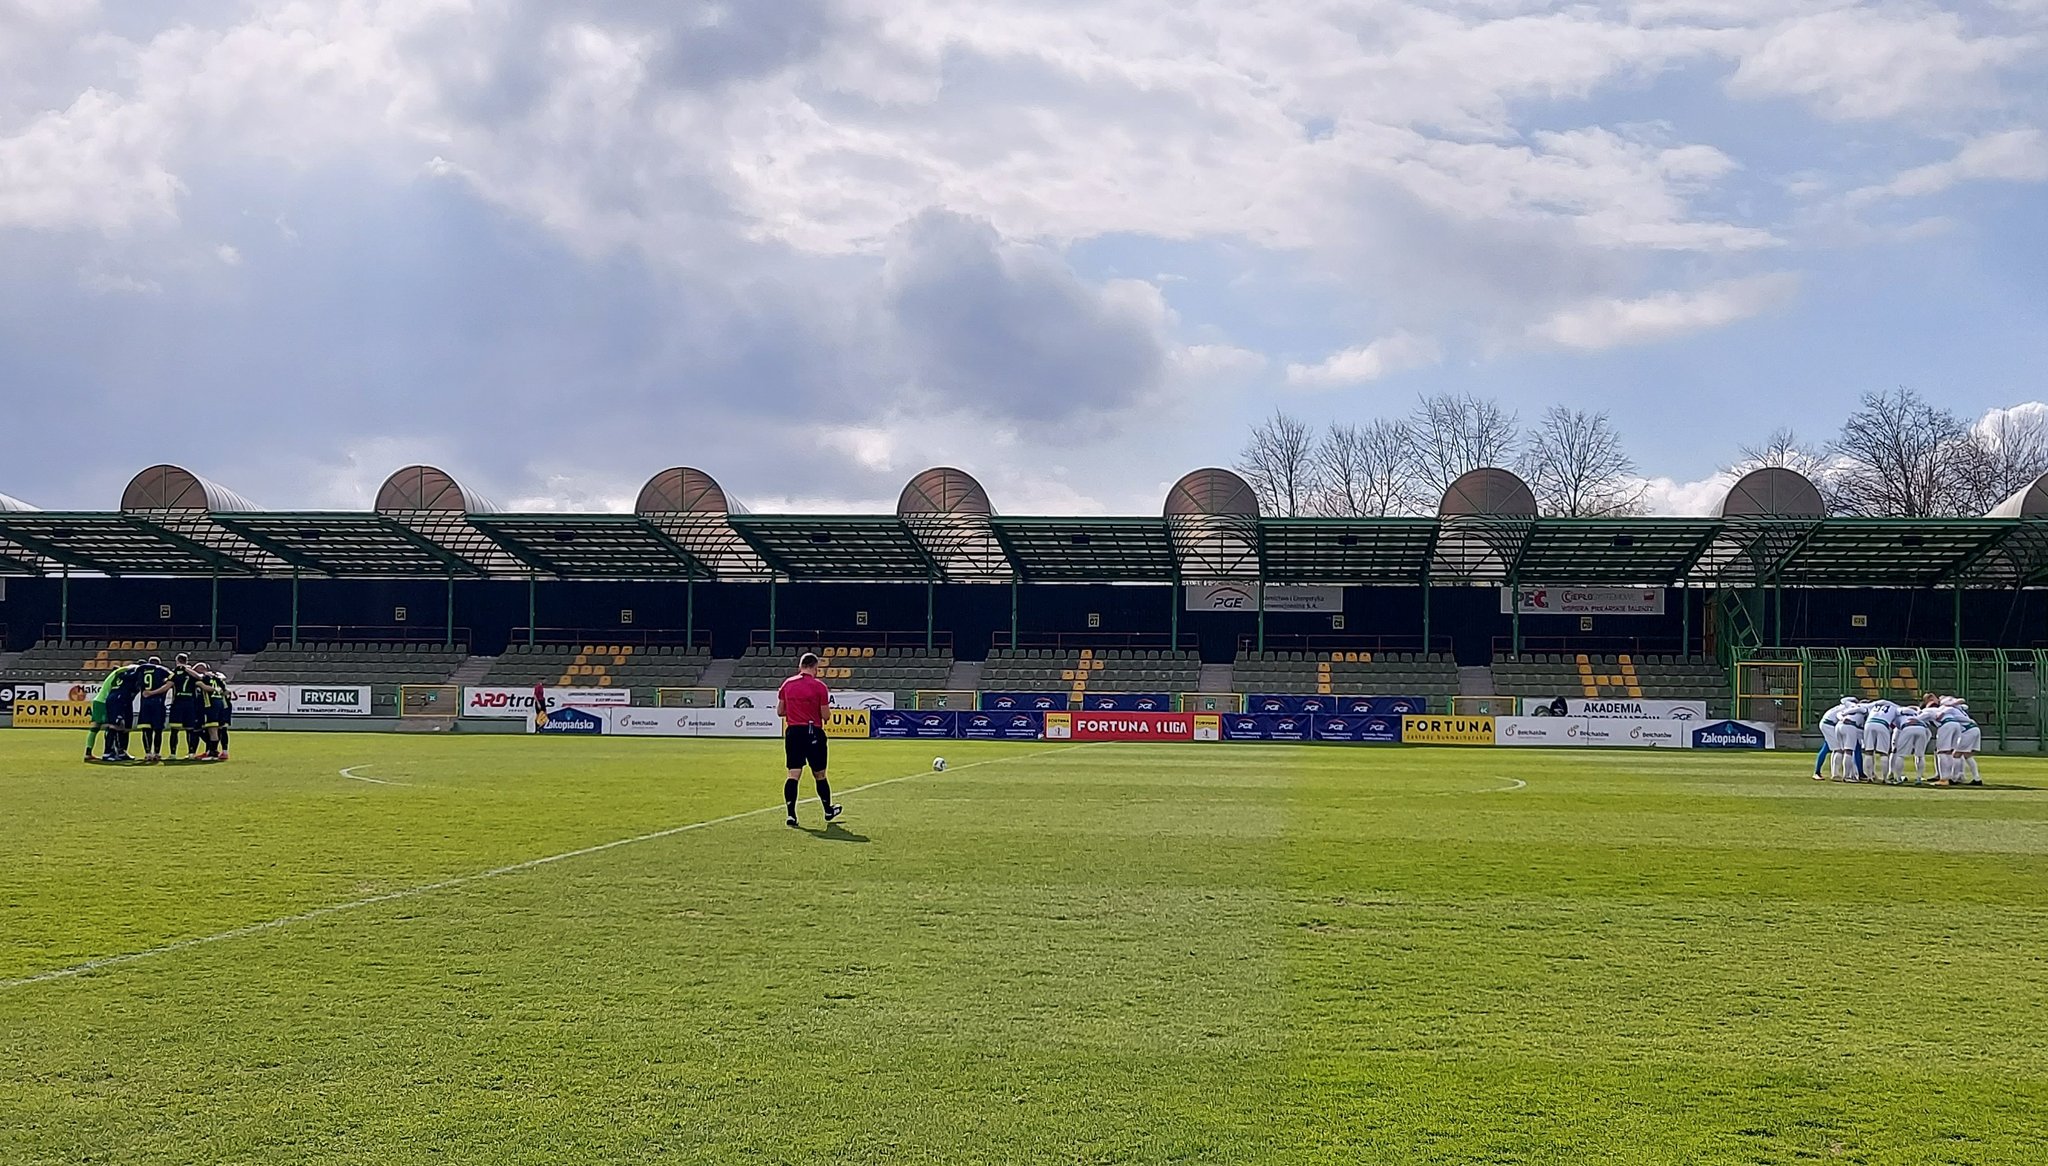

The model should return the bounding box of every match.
[1186,584,1343,613]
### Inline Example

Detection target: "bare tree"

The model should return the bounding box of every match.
[1314,419,1423,516]
[1828,387,1974,516]
[1956,405,2048,514]
[1409,392,1519,499]
[1519,407,1645,517]
[1730,427,1833,480]
[1237,409,1323,517]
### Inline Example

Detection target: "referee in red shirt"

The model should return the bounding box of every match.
[778,653,843,827]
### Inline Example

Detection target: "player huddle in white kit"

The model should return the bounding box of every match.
[1814,695,1981,786]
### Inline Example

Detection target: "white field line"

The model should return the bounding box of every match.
[338,765,408,786]
[2,744,1096,992]
[1494,778,1528,793]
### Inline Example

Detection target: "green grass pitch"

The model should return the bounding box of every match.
[5,731,2048,1164]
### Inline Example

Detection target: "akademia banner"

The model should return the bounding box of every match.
[462,686,632,718]
[1517,697,1707,720]
[1501,587,1665,616]
[1044,711,1197,742]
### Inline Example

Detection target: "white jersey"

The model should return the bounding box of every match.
[1866,701,1900,728]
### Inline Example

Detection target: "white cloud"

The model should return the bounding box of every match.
[1636,471,1738,516]
[1529,273,1800,351]
[1848,129,2048,205]
[1728,6,2036,121]
[1285,332,1441,387]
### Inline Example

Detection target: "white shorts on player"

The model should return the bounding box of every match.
[1893,721,1932,783]
[1834,721,1865,780]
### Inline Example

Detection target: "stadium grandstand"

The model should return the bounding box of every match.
[8,461,2048,742]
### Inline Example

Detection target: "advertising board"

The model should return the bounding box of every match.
[11,698,93,728]
[532,706,607,735]
[1078,693,1173,713]
[289,686,371,716]
[1501,587,1665,616]
[1312,715,1404,744]
[1518,697,1707,720]
[825,707,871,739]
[960,711,1044,741]
[1063,712,1197,742]
[231,685,292,715]
[1583,720,1690,749]
[0,680,42,715]
[462,686,632,718]
[1247,694,1428,717]
[872,710,960,740]
[1219,714,1310,742]
[606,708,782,738]
[1185,584,1344,613]
[980,692,1069,712]
[1691,720,1775,749]
[724,689,895,712]
[1401,715,1497,746]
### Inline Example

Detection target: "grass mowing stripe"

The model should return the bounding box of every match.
[0,744,1094,992]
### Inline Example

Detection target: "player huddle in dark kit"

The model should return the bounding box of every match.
[84,652,235,764]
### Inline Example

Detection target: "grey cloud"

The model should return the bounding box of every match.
[420,0,854,125]
[883,210,1170,424]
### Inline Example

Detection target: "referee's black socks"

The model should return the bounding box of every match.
[815,778,832,809]
[784,778,800,816]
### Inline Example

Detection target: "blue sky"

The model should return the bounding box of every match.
[0,0,2044,515]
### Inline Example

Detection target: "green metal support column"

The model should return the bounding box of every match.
[291,568,301,646]
[445,574,456,650]
[1954,585,1963,653]
[60,564,70,641]
[1510,574,1521,657]
[1010,577,1020,649]
[926,579,936,652]
[686,580,695,650]
[527,575,537,646]
[1680,586,1690,659]
[769,578,779,651]
[210,569,220,644]
[1421,579,1432,655]
[1773,585,1783,648]
[1256,571,1266,654]
[1169,578,1179,651]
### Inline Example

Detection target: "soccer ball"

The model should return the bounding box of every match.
[932,757,948,772]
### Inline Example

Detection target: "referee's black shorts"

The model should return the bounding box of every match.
[784,724,828,773]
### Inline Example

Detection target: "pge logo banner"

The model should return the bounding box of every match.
[11,699,92,728]
[1219,714,1309,742]
[871,711,959,740]
[1308,716,1404,743]
[1401,716,1496,746]
[980,692,1069,712]
[1082,693,1172,713]
[1691,720,1772,749]
[961,712,1043,740]
[1252,694,1428,717]
[825,707,872,738]
[1185,584,1344,613]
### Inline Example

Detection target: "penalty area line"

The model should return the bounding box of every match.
[2,743,1096,993]
[339,765,409,786]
